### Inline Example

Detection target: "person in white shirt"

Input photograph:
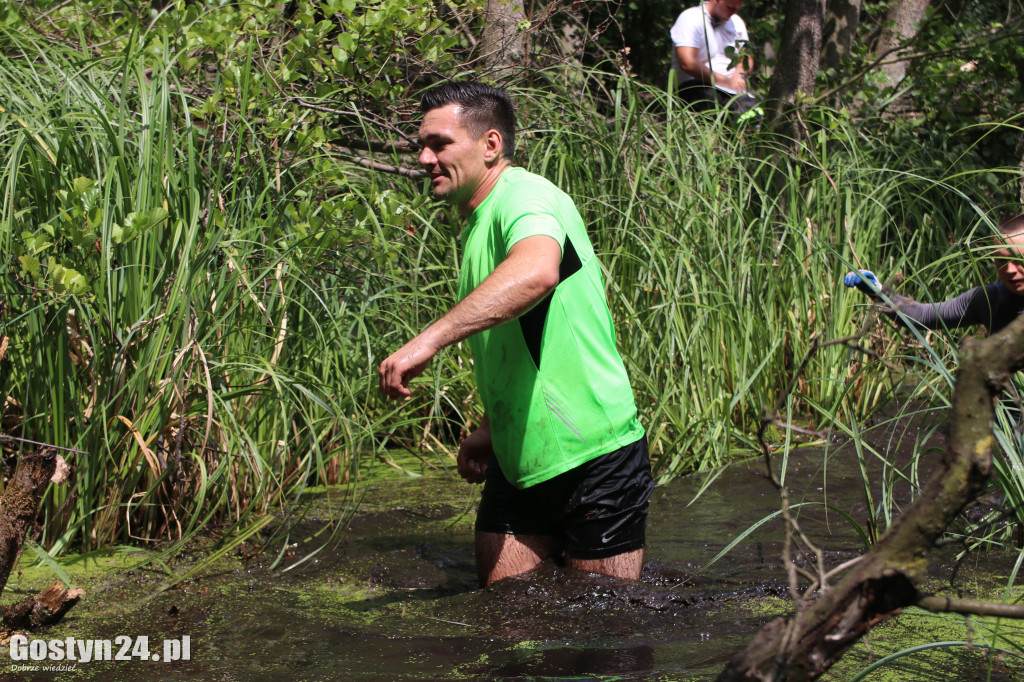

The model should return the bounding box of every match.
[670,0,752,112]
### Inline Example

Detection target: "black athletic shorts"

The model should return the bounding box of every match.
[475,436,654,560]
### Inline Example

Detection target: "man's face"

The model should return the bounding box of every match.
[994,231,1024,295]
[709,0,743,22]
[418,103,490,208]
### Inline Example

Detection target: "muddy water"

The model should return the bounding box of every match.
[7,433,1024,681]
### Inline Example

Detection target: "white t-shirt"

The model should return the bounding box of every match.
[670,4,748,93]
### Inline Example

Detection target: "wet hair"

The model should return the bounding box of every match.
[998,213,1024,235]
[420,81,516,161]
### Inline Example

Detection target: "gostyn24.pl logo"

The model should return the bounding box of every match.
[7,635,190,663]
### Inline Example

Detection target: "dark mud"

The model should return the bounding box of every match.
[3,423,1024,681]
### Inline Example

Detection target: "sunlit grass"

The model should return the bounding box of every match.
[511,72,1010,482]
[1,24,1022,564]
[0,30,397,554]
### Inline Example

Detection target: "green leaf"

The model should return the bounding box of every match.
[18,253,40,276]
[22,229,53,254]
[72,177,94,194]
[25,540,78,589]
[129,206,169,235]
[51,264,90,296]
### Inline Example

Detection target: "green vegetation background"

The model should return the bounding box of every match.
[0,0,1022,567]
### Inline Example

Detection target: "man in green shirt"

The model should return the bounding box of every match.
[379,81,652,587]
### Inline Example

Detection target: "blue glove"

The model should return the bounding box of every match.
[843,270,880,296]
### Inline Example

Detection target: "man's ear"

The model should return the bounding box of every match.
[482,129,504,163]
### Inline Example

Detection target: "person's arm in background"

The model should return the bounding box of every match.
[676,45,746,92]
[844,270,991,330]
[734,53,753,88]
[733,17,752,89]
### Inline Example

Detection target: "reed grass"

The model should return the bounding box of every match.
[1,21,1021,560]
[0,29,429,554]
[511,71,1011,481]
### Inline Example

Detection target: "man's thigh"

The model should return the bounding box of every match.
[557,437,654,563]
[677,83,717,112]
[474,533,644,585]
[475,532,556,587]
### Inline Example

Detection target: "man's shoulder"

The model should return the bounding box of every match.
[488,168,578,222]
[499,166,538,184]
[989,281,1024,303]
[496,167,562,196]
[673,5,705,26]
[727,13,748,34]
[476,168,553,220]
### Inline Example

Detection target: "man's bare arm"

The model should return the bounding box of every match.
[676,46,746,92]
[378,234,562,398]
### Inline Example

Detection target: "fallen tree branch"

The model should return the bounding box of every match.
[916,594,1024,618]
[341,153,427,179]
[0,434,88,456]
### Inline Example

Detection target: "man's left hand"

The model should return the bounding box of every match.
[457,422,492,483]
[379,335,438,399]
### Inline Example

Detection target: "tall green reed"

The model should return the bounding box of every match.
[511,71,995,479]
[0,29,453,556]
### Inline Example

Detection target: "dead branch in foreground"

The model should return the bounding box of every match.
[2,580,84,629]
[717,314,1024,681]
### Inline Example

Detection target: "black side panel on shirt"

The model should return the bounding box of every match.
[519,237,583,369]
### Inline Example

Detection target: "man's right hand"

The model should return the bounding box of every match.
[378,334,439,399]
[457,422,492,484]
[844,270,881,296]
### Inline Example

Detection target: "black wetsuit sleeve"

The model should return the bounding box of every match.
[885,284,996,331]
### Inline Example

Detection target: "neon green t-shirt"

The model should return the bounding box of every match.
[458,167,644,488]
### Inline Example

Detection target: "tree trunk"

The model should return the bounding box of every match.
[765,0,826,142]
[876,0,930,87]
[0,449,62,598]
[480,0,527,77]
[717,311,1024,680]
[821,0,860,73]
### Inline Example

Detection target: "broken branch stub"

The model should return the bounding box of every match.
[1,580,84,629]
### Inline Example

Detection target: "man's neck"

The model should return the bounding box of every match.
[459,160,512,217]
[703,3,725,27]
